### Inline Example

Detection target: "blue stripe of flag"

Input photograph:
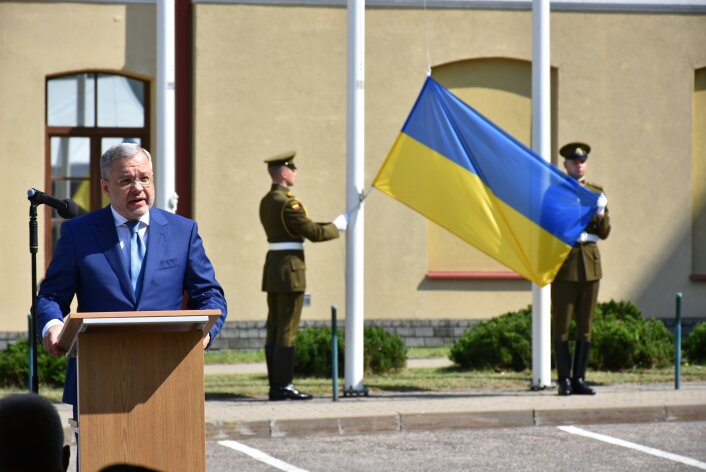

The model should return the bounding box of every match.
[401,77,598,245]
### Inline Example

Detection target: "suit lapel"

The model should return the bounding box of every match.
[139,208,168,304]
[94,206,135,302]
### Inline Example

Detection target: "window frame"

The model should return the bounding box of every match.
[44,70,151,266]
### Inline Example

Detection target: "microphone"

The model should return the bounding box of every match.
[27,188,81,219]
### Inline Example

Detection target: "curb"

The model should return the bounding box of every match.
[63,402,706,445]
[204,403,706,440]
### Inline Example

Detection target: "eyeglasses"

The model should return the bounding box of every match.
[109,176,152,189]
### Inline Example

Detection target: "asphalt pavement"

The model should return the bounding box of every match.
[56,359,706,442]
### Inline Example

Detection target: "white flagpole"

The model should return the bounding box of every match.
[531,0,553,389]
[156,0,178,213]
[344,0,366,394]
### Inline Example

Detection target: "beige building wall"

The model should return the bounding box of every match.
[193,3,706,323]
[1,1,705,334]
[0,2,156,331]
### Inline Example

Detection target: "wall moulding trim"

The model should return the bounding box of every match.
[426,271,525,280]
[194,0,706,13]
[26,0,706,13]
[22,0,154,4]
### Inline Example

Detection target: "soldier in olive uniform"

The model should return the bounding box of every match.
[552,142,611,396]
[260,151,348,401]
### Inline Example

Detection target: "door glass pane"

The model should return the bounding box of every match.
[47,74,95,127]
[50,137,90,213]
[101,137,141,154]
[97,75,145,127]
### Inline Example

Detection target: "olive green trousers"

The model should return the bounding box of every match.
[266,291,305,347]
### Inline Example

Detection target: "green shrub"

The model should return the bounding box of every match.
[590,305,674,371]
[450,306,532,371]
[590,318,639,370]
[684,322,706,364]
[634,319,674,368]
[294,327,344,377]
[0,339,66,388]
[363,326,407,374]
[450,300,674,372]
[594,299,642,322]
[294,326,407,377]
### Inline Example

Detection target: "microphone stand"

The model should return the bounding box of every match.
[26,190,81,393]
[28,202,39,393]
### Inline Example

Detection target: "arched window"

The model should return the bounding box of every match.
[45,71,150,261]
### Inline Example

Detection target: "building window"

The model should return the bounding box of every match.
[427,58,557,280]
[45,72,150,261]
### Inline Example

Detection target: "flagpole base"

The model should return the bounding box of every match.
[342,385,369,397]
[529,381,554,391]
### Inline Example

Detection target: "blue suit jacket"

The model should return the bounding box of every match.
[36,206,228,406]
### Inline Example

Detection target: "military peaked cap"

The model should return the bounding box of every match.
[265,151,297,170]
[559,142,591,161]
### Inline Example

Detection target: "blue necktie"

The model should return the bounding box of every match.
[127,220,145,295]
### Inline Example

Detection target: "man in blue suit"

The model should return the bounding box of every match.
[37,143,228,411]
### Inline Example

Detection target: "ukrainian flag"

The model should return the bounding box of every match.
[373,77,599,286]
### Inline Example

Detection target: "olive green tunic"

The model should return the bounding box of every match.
[260,184,339,346]
[551,181,611,342]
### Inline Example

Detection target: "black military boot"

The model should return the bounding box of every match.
[269,346,313,401]
[265,344,274,390]
[554,341,573,396]
[571,341,596,395]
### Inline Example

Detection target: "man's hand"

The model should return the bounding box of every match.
[202,333,211,349]
[42,324,65,357]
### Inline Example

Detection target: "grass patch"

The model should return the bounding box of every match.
[0,386,64,403]
[7,349,705,402]
[10,364,706,403]
[205,348,264,364]
[203,364,706,399]
[406,347,451,359]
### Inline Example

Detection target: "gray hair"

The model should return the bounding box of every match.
[100,143,152,178]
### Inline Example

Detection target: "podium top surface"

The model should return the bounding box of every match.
[58,310,221,355]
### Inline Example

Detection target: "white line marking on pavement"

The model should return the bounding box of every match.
[558,425,706,470]
[218,440,310,472]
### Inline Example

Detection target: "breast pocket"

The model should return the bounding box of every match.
[157,258,179,270]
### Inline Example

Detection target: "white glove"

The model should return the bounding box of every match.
[332,213,348,232]
[596,193,608,216]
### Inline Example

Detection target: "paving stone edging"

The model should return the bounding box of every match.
[205,403,706,440]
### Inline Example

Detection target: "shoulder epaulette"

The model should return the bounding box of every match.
[584,181,604,192]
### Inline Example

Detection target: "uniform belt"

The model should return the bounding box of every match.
[576,232,600,244]
[268,242,304,251]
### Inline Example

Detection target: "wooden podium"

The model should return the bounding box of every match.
[58,310,221,472]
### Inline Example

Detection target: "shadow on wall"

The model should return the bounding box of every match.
[611,68,706,320]
[418,277,531,293]
[630,219,706,320]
